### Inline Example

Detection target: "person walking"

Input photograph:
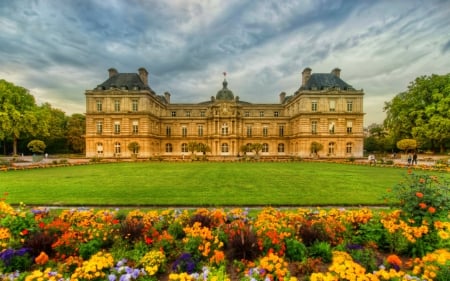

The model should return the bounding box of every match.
[412,152,418,165]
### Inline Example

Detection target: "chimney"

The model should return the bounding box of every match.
[279,92,286,103]
[164,92,171,104]
[138,67,149,86]
[108,68,118,78]
[331,67,341,78]
[302,67,312,86]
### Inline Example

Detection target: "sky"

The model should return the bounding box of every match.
[1,0,449,126]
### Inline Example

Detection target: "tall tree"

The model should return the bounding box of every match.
[0,79,50,155]
[66,113,85,153]
[384,73,450,152]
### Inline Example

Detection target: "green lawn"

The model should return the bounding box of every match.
[0,162,447,206]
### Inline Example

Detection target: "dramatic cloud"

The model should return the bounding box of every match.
[0,0,449,125]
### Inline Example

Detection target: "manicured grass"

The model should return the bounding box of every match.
[1,162,447,206]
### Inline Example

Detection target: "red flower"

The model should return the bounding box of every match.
[20,229,29,236]
[428,207,436,214]
[145,237,153,245]
[419,202,427,209]
[415,192,424,198]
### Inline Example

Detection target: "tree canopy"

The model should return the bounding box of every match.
[384,73,450,152]
[0,79,51,155]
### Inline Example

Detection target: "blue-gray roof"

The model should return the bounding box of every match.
[96,73,153,92]
[300,73,354,91]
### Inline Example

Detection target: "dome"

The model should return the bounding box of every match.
[216,79,234,100]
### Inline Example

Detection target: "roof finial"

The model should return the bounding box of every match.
[223,72,227,79]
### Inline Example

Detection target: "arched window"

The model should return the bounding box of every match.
[181,143,188,153]
[328,142,335,154]
[166,143,173,153]
[278,143,285,153]
[114,142,121,154]
[346,142,353,153]
[97,142,103,154]
[221,143,229,153]
[262,143,269,153]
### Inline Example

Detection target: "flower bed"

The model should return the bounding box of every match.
[0,173,449,281]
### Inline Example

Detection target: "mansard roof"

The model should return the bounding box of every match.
[300,73,354,91]
[96,73,152,91]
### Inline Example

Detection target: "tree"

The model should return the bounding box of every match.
[27,140,46,154]
[384,73,450,152]
[66,114,85,153]
[187,141,198,155]
[251,143,263,156]
[396,139,417,153]
[127,142,140,154]
[310,142,323,155]
[0,80,50,155]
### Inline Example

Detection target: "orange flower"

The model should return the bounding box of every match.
[419,202,427,209]
[35,251,49,265]
[386,254,402,267]
[419,178,425,183]
[428,207,436,214]
[415,192,424,198]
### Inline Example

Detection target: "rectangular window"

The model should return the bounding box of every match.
[96,100,102,112]
[260,111,264,117]
[198,125,203,136]
[185,111,191,117]
[263,126,268,137]
[200,111,205,117]
[114,100,121,112]
[279,125,284,137]
[132,99,138,112]
[347,120,353,133]
[244,111,250,117]
[114,121,120,134]
[96,121,103,134]
[311,101,318,112]
[182,126,187,137]
[311,121,317,134]
[171,111,176,117]
[246,126,252,137]
[221,123,228,135]
[132,120,139,134]
[329,100,335,112]
[347,100,353,112]
[166,126,171,137]
[273,111,279,117]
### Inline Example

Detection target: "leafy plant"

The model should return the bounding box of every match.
[285,238,307,262]
[27,140,46,154]
[308,241,332,263]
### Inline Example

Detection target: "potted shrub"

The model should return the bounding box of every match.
[128,142,140,160]
[27,140,46,162]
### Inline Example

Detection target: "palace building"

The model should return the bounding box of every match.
[85,67,364,160]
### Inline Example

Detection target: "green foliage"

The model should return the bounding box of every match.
[79,239,102,260]
[347,247,378,272]
[310,141,323,154]
[127,141,140,154]
[285,238,307,262]
[384,73,450,153]
[308,241,332,263]
[396,139,417,152]
[27,139,46,154]
[384,173,449,226]
[349,220,389,250]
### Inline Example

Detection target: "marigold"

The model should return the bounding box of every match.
[386,254,402,267]
[34,251,49,265]
[419,202,427,209]
[427,207,436,214]
[415,192,424,198]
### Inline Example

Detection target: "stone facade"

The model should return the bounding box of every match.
[85,67,364,160]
